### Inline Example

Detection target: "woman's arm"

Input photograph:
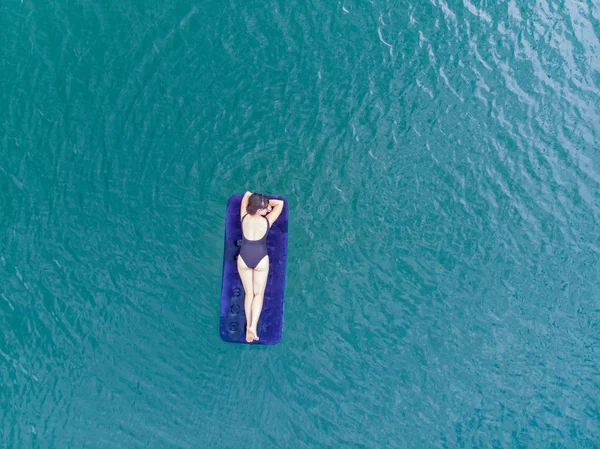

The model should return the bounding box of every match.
[266,198,284,226]
[240,191,252,219]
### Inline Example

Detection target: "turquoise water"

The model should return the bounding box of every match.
[2,0,599,447]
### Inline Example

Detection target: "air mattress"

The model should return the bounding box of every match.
[219,193,288,344]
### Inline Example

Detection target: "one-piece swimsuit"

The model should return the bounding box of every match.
[239,214,270,268]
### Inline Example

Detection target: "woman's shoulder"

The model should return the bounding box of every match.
[243,214,269,227]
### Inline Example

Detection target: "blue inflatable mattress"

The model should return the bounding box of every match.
[219,193,288,344]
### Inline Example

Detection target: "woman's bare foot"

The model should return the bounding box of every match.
[246,327,254,343]
[248,327,259,342]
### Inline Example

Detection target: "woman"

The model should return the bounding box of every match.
[238,191,284,342]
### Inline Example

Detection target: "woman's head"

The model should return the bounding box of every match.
[247,193,271,216]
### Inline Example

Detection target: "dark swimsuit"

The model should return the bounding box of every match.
[239,214,270,268]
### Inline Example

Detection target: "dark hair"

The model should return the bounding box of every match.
[247,193,270,214]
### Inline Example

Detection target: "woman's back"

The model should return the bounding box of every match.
[241,214,269,241]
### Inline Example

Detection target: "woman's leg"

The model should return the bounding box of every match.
[237,256,255,342]
[248,256,269,341]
